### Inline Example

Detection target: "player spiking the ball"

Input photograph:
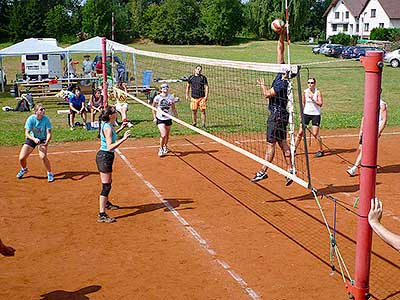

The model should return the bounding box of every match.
[251,20,294,185]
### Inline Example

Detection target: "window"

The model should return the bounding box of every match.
[345,11,349,18]
[332,24,337,32]
[379,23,384,28]
[371,9,376,18]
[26,55,39,60]
[364,23,369,31]
[356,24,359,32]
[343,24,348,32]
[335,12,340,19]
[350,24,353,33]
[42,54,48,60]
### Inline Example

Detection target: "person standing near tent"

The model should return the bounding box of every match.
[16,103,54,183]
[186,65,209,128]
[82,55,93,84]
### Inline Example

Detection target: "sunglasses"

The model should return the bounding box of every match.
[39,107,46,111]
[308,81,315,84]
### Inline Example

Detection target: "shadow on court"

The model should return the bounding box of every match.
[23,171,98,181]
[40,285,101,300]
[377,164,400,174]
[296,148,357,157]
[172,149,218,157]
[115,198,194,220]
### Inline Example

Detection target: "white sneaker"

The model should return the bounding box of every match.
[158,147,164,157]
[162,145,169,154]
[346,166,357,177]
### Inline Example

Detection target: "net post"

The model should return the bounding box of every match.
[101,37,108,106]
[347,51,383,300]
[296,71,313,188]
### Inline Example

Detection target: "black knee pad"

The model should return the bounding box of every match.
[101,183,112,197]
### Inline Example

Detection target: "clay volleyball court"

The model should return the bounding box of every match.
[1,128,399,300]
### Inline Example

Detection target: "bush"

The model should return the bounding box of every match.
[330,33,353,45]
[370,27,400,43]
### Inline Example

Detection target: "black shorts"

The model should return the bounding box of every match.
[303,114,321,127]
[266,110,288,143]
[156,118,172,126]
[24,138,46,148]
[96,150,115,173]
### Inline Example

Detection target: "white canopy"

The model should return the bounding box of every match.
[0,38,67,57]
[64,36,135,54]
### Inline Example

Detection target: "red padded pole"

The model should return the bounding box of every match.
[346,51,383,300]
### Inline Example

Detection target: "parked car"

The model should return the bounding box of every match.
[384,49,400,67]
[320,44,342,56]
[341,46,355,59]
[352,46,382,60]
[327,45,344,58]
[312,45,321,54]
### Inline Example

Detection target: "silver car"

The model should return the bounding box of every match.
[384,49,400,68]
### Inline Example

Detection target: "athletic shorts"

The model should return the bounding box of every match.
[25,138,46,148]
[70,106,86,115]
[266,110,289,143]
[190,97,207,111]
[156,118,172,126]
[96,150,115,173]
[303,114,321,127]
[116,103,128,111]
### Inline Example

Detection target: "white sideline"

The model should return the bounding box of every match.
[115,148,261,300]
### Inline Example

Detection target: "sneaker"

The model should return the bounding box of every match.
[346,166,357,177]
[201,125,207,130]
[192,123,197,127]
[251,170,268,182]
[16,167,28,179]
[158,147,164,157]
[285,169,294,186]
[315,151,324,158]
[47,172,55,183]
[162,145,169,154]
[70,126,75,131]
[105,201,120,210]
[97,213,116,223]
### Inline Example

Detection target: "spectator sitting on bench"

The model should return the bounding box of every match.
[89,88,104,128]
[114,81,132,127]
[69,86,87,130]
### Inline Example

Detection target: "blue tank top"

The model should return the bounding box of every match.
[100,122,117,152]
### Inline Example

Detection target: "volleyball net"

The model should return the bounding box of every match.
[114,49,313,189]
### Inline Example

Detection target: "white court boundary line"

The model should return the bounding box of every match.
[115,148,261,300]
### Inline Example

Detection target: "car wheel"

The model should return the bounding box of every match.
[390,59,399,68]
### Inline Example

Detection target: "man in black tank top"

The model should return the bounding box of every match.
[186,65,209,128]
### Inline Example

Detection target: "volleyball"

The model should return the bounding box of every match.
[271,19,285,33]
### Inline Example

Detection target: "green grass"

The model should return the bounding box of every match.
[1,40,399,146]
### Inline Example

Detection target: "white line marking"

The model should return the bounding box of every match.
[115,148,261,300]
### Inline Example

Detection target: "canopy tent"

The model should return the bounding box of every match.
[64,36,134,54]
[0,38,68,92]
[64,36,137,88]
[0,38,67,56]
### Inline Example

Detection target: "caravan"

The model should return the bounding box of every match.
[20,38,64,80]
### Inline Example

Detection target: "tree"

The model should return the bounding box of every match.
[200,0,243,45]
[149,0,201,44]
[45,5,69,41]
[82,0,115,38]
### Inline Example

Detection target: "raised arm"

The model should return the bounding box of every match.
[277,31,285,64]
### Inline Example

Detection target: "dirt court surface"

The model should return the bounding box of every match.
[1,128,399,300]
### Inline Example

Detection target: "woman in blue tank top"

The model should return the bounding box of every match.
[95,106,131,223]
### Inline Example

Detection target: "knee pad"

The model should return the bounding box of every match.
[101,183,112,197]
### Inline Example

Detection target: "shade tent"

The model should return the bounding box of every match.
[0,38,68,92]
[0,38,67,56]
[64,36,134,54]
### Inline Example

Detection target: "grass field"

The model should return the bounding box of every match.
[0,40,399,146]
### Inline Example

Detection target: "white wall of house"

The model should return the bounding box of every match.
[361,0,391,37]
[390,19,400,28]
[326,1,359,38]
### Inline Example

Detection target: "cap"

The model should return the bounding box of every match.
[84,54,90,57]
[160,83,169,88]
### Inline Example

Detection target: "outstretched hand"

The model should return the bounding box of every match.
[368,197,383,225]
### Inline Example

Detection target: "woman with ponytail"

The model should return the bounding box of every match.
[96,106,131,223]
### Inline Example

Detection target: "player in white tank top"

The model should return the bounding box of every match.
[347,99,387,176]
[294,78,324,157]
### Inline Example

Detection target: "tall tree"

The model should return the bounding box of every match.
[45,5,69,41]
[200,0,243,45]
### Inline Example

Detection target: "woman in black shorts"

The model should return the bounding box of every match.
[294,78,324,157]
[96,106,131,223]
[152,83,179,157]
